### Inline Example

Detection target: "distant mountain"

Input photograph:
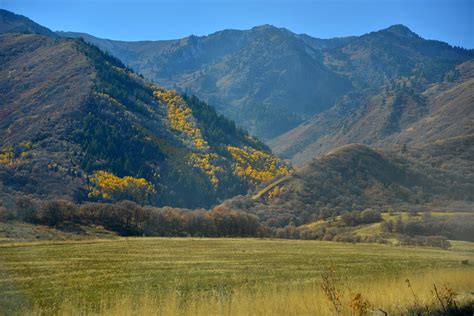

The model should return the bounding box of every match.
[58,23,473,140]
[270,59,474,165]
[0,32,288,208]
[0,9,57,37]
[223,139,474,227]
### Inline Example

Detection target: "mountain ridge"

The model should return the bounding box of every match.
[53,19,472,140]
[271,59,474,165]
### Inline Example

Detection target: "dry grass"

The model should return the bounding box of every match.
[1,237,473,315]
[29,269,474,315]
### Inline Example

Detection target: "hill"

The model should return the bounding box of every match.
[57,22,473,139]
[223,141,474,227]
[0,32,288,208]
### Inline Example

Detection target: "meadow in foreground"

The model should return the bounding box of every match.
[0,238,473,315]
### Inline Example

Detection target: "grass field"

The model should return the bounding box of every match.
[0,238,473,315]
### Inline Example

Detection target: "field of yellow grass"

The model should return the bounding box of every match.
[0,237,473,315]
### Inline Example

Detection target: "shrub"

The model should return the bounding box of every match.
[15,197,38,222]
[341,209,382,226]
[36,200,79,226]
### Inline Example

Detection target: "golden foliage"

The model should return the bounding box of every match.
[0,142,37,167]
[0,147,16,166]
[154,90,208,149]
[89,170,155,202]
[227,146,289,183]
[189,153,225,187]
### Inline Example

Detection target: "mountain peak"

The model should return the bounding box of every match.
[252,24,278,30]
[251,24,290,34]
[382,24,419,38]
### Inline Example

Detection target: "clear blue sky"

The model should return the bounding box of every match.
[2,0,473,48]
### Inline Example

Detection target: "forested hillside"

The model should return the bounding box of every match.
[0,32,288,208]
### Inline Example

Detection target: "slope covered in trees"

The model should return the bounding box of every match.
[0,32,288,209]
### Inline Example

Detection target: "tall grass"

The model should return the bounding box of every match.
[2,238,473,315]
[30,269,473,315]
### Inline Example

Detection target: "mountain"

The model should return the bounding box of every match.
[223,140,474,227]
[59,26,353,139]
[1,9,472,213]
[322,24,472,88]
[57,23,473,140]
[270,59,474,165]
[0,32,288,208]
[0,9,57,37]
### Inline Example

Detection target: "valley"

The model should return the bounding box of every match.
[0,6,473,315]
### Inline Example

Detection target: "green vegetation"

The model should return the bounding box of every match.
[0,238,472,315]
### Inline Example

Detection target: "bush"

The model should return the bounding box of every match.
[15,197,38,222]
[341,209,382,226]
[36,200,79,226]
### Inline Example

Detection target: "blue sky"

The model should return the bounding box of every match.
[2,0,473,48]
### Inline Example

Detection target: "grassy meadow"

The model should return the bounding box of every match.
[0,238,473,315]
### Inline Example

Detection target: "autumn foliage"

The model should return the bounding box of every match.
[154,89,208,149]
[227,146,289,182]
[89,171,155,204]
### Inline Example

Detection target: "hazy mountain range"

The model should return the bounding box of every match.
[57,22,473,144]
[0,9,473,215]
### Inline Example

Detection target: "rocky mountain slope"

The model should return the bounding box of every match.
[0,32,288,208]
[58,23,473,140]
[270,60,474,165]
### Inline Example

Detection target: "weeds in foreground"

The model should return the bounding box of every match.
[319,270,473,316]
[321,266,343,314]
[432,283,460,315]
[349,292,371,316]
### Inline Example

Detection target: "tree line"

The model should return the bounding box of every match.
[7,198,262,237]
